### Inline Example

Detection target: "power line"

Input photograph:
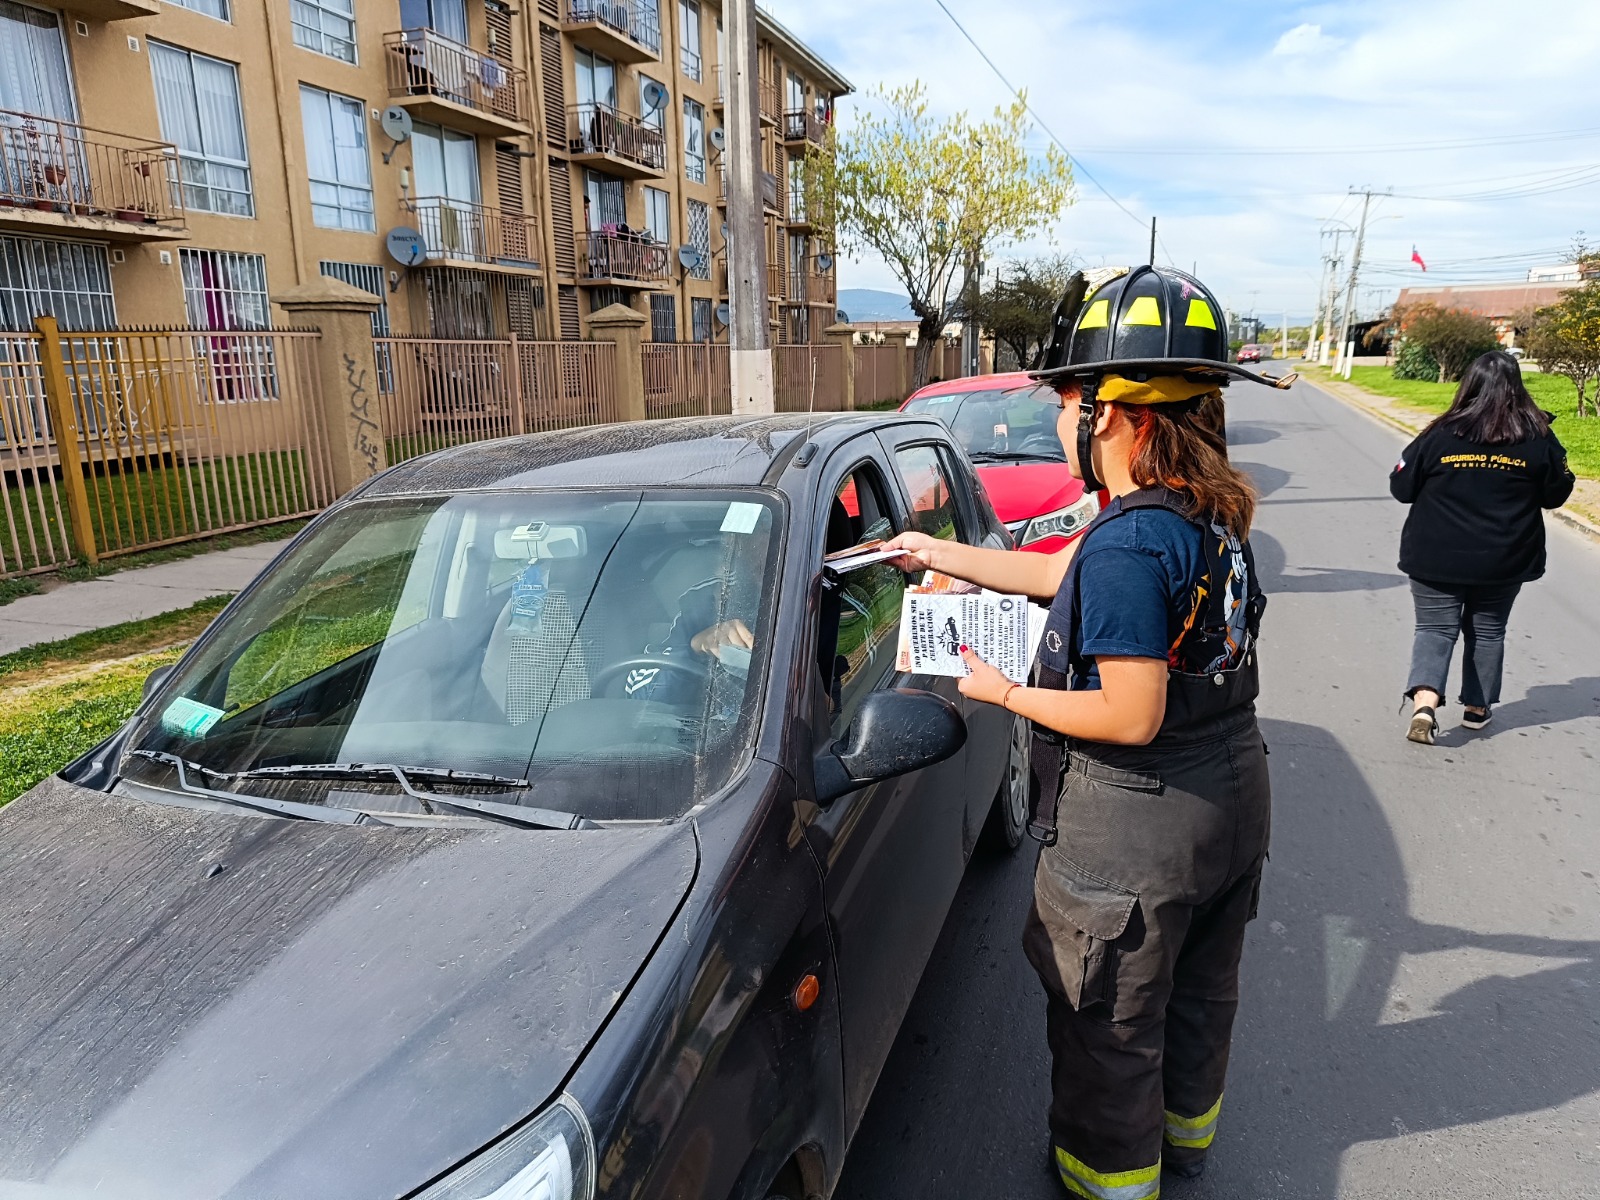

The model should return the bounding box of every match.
[1069,127,1600,157]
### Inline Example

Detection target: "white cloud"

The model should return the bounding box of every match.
[1272,22,1334,56]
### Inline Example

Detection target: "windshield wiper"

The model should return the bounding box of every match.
[129,751,387,825]
[236,763,598,830]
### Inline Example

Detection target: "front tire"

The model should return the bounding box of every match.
[980,713,1030,853]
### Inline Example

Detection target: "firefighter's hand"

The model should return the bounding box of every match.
[957,645,1011,706]
[881,531,944,574]
[690,619,755,660]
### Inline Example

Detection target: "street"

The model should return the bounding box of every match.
[835,376,1600,1199]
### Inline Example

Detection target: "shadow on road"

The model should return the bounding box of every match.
[1233,461,1292,499]
[834,719,1600,1199]
[1252,530,1406,594]
[1443,676,1600,736]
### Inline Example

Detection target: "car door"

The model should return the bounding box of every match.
[799,444,971,1129]
[876,428,1013,850]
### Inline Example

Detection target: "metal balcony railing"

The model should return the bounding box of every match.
[384,29,531,129]
[410,197,541,268]
[577,229,671,284]
[0,108,184,228]
[563,0,662,56]
[783,110,826,145]
[759,78,780,124]
[567,103,666,173]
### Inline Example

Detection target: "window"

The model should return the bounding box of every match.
[181,248,269,331]
[786,71,804,113]
[0,235,114,333]
[575,48,618,111]
[894,445,965,541]
[679,0,702,81]
[820,466,903,733]
[643,187,670,243]
[166,0,231,19]
[399,0,466,41]
[639,74,666,130]
[292,0,356,63]
[788,154,806,223]
[149,43,253,217]
[588,285,625,312]
[650,294,676,342]
[584,169,624,229]
[691,296,712,343]
[683,98,705,183]
[411,121,480,203]
[686,199,710,279]
[300,86,374,231]
[788,233,807,296]
[0,2,75,119]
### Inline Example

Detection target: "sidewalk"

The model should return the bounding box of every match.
[0,539,290,656]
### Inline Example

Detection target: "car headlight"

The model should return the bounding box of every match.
[1020,493,1100,545]
[416,1095,595,1200]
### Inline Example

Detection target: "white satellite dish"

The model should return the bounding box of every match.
[677,245,704,272]
[816,252,835,272]
[380,106,414,164]
[385,227,427,268]
[708,126,726,152]
[720,222,729,241]
[715,302,731,327]
[641,79,669,113]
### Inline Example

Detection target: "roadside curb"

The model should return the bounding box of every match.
[1297,374,1600,546]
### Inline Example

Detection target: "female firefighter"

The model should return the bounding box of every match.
[884,265,1288,1197]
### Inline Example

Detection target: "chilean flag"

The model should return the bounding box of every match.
[1411,246,1427,271]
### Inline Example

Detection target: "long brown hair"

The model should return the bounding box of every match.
[1120,392,1257,537]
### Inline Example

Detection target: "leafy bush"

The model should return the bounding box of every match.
[1393,339,1441,382]
[1393,303,1500,382]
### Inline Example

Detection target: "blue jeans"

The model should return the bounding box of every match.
[1406,578,1522,709]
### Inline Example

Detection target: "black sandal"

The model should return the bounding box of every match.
[1407,706,1438,745]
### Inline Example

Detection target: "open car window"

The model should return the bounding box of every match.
[122,490,783,823]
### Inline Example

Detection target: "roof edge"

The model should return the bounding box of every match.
[756,6,854,96]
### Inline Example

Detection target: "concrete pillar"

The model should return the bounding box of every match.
[589,302,649,423]
[272,277,386,496]
[884,329,912,402]
[825,322,856,411]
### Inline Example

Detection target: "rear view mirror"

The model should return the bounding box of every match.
[813,688,967,805]
[493,523,587,560]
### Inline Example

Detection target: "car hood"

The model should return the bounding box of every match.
[973,462,1083,524]
[0,776,697,1200]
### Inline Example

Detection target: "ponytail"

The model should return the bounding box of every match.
[1120,393,1256,538]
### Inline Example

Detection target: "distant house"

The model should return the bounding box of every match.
[1395,278,1577,347]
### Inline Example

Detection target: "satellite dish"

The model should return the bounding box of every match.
[708,126,726,152]
[720,222,729,241]
[715,302,731,327]
[677,245,704,271]
[385,227,427,268]
[641,79,669,112]
[816,252,835,272]
[380,106,414,142]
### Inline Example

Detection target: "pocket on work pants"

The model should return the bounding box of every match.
[1025,847,1141,1019]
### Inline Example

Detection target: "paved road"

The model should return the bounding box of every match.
[834,377,1600,1199]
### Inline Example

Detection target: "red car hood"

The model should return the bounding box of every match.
[974,461,1083,524]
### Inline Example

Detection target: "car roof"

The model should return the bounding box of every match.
[353,413,945,498]
[906,371,1042,401]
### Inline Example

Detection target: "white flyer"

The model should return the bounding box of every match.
[896,590,1040,683]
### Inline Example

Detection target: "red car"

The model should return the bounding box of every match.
[900,372,1101,554]
[1236,344,1265,363]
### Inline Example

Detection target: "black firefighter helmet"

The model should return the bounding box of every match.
[1035,264,1290,391]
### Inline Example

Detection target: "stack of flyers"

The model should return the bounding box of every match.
[895,583,1044,683]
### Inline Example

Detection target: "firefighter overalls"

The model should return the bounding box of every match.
[1023,487,1271,1199]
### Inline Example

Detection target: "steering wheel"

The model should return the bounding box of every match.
[1017,431,1062,454]
[591,653,710,698]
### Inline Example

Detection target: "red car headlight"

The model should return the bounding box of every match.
[1019,493,1100,546]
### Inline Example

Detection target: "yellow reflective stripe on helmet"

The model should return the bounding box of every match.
[1054,1146,1161,1200]
[1164,1095,1223,1149]
[1184,298,1217,330]
[1079,298,1110,330]
[1122,295,1163,326]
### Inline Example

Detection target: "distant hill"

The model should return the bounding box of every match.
[837,288,915,322]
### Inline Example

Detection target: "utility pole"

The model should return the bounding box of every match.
[1336,188,1385,380]
[726,0,773,414]
[1319,226,1347,366]
[1279,312,1288,360]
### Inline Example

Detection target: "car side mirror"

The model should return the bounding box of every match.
[142,664,173,701]
[812,688,967,806]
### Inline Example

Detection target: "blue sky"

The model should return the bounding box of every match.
[768,0,1600,324]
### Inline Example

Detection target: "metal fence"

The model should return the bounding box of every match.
[0,335,71,576]
[853,343,911,408]
[774,345,845,413]
[376,335,621,464]
[643,343,730,418]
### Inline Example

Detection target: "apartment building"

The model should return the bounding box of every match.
[0,0,849,343]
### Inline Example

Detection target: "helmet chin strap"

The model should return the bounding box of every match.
[1075,378,1104,494]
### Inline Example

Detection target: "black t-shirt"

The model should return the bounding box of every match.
[1390,424,1575,585]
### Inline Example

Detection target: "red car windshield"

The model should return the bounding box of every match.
[904,385,1066,463]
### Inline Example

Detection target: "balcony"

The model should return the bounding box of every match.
[409,197,541,273]
[787,192,814,231]
[0,110,187,242]
[759,78,780,126]
[71,0,159,18]
[796,266,836,307]
[567,103,666,179]
[577,230,671,288]
[384,30,531,137]
[783,110,826,147]
[563,0,661,65]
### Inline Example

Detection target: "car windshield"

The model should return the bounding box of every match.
[121,490,783,824]
[903,384,1065,462]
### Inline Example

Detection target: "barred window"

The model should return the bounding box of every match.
[691,296,712,343]
[0,235,115,333]
[292,0,357,64]
[686,199,711,280]
[181,249,270,331]
[650,294,676,342]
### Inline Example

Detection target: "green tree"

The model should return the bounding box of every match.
[1393,302,1501,383]
[1525,282,1600,418]
[969,254,1081,369]
[808,83,1074,389]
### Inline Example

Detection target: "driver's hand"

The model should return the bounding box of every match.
[690,619,755,660]
[881,531,943,574]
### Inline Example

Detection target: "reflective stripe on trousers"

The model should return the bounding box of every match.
[1054,1145,1161,1200]
[1164,1094,1222,1149]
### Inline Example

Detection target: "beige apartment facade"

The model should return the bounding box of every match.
[0,0,849,344]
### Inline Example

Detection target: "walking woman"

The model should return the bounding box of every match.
[1393,350,1575,744]
[885,266,1287,1198]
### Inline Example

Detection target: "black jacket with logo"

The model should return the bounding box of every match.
[1390,423,1575,585]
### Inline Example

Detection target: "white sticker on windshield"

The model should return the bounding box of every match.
[927,395,957,404]
[160,696,224,739]
[721,501,763,534]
